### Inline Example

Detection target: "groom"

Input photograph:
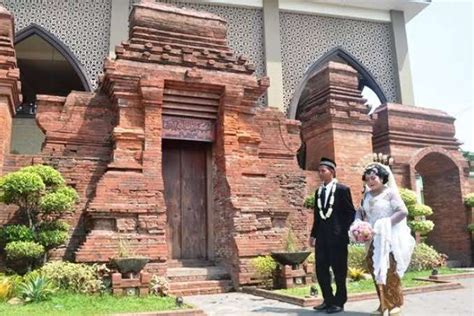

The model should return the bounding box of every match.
[310,157,356,314]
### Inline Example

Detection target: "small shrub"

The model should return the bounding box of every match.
[464,193,474,207]
[408,243,447,272]
[408,220,435,235]
[117,238,135,258]
[0,275,13,301]
[304,195,315,209]
[36,230,68,249]
[0,225,35,245]
[7,274,23,297]
[467,223,474,232]
[150,275,169,296]
[0,165,77,271]
[284,228,297,252]
[408,204,433,217]
[38,261,103,293]
[348,244,367,270]
[18,274,57,303]
[5,241,44,261]
[251,255,277,289]
[348,267,366,282]
[400,188,417,207]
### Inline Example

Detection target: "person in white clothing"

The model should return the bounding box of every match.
[355,163,415,316]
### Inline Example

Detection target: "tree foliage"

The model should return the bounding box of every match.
[400,188,435,237]
[0,165,78,273]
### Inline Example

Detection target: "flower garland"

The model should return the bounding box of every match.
[317,179,338,220]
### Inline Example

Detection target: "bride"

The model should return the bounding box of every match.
[353,163,415,316]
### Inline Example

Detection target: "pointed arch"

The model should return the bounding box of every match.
[15,23,92,91]
[288,47,387,119]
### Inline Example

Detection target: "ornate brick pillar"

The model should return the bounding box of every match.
[298,61,373,203]
[0,7,21,173]
[373,103,471,265]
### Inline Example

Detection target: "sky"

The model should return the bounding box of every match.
[406,0,473,152]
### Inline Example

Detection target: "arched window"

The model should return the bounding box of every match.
[289,47,387,120]
[12,24,91,154]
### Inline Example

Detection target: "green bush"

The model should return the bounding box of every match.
[464,193,474,207]
[467,223,474,232]
[408,203,433,217]
[306,252,315,264]
[348,244,367,270]
[304,195,315,209]
[150,275,170,297]
[284,229,297,252]
[400,188,417,207]
[0,165,77,271]
[0,172,44,205]
[408,220,435,235]
[18,274,57,303]
[38,261,103,293]
[0,275,13,301]
[0,225,35,245]
[5,241,44,261]
[251,255,277,288]
[37,220,69,232]
[408,243,447,272]
[40,187,78,215]
[20,165,65,189]
[36,230,68,249]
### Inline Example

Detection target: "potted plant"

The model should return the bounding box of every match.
[271,228,311,267]
[110,238,149,276]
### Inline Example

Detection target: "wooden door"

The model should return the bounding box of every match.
[163,140,208,260]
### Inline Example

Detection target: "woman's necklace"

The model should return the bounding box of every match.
[317,179,337,220]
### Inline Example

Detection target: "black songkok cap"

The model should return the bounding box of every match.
[320,157,336,171]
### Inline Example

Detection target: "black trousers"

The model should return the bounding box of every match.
[315,241,348,307]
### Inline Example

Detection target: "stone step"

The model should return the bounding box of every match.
[169,279,234,296]
[168,259,214,268]
[170,279,231,290]
[167,266,230,282]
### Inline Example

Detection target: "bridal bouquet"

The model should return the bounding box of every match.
[349,221,374,243]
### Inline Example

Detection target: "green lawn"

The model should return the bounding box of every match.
[274,267,469,298]
[0,292,188,316]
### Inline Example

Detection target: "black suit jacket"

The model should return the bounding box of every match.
[310,183,356,245]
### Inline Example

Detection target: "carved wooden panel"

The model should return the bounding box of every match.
[162,116,215,142]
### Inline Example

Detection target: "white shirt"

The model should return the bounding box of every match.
[322,179,336,208]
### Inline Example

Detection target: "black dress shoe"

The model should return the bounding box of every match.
[313,302,329,311]
[326,305,344,314]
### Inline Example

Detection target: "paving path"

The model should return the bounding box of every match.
[184,278,474,316]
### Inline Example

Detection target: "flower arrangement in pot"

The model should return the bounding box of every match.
[110,238,149,277]
[271,228,311,268]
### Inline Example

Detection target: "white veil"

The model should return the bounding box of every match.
[365,161,415,284]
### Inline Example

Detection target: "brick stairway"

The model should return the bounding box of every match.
[168,260,234,296]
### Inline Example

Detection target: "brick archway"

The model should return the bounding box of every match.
[409,146,471,265]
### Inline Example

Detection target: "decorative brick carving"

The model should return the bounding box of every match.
[162,116,215,142]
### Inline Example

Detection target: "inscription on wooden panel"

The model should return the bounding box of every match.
[162,116,215,142]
